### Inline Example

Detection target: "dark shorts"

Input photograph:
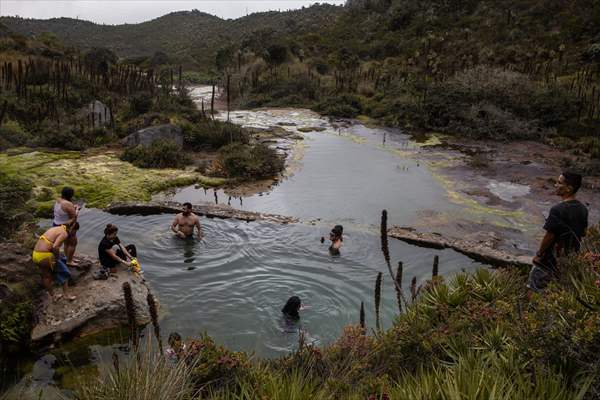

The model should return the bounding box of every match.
[100,244,137,270]
[527,265,553,292]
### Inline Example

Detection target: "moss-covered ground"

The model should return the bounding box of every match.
[0,148,227,216]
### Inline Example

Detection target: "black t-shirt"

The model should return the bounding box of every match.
[542,199,588,262]
[98,236,120,269]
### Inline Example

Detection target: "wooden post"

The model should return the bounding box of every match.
[210,84,215,120]
[226,74,231,122]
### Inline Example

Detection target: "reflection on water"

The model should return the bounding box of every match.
[168,120,453,227]
[64,207,483,358]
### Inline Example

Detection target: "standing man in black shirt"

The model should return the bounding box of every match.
[528,171,588,292]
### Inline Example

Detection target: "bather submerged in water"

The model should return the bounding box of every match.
[281,296,302,333]
[328,225,343,256]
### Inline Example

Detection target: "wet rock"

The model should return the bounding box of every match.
[78,100,112,128]
[121,124,183,148]
[297,126,327,133]
[31,255,155,345]
[106,200,298,224]
[388,226,531,268]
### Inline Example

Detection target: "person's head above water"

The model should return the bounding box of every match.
[61,186,74,201]
[330,225,343,240]
[182,202,193,216]
[282,296,301,318]
[104,223,119,239]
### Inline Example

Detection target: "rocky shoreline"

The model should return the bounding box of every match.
[31,255,153,346]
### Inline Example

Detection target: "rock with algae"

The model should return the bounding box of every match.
[0,149,226,216]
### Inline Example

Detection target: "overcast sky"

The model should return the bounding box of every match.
[0,1,345,24]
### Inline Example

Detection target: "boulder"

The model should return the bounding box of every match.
[79,100,112,128]
[121,124,183,148]
[30,255,156,345]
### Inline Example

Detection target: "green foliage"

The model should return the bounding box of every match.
[121,139,191,169]
[83,47,117,73]
[183,120,248,150]
[315,95,364,118]
[0,120,31,150]
[0,301,33,346]
[421,67,577,139]
[263,44,288,67]
[127,94,153,118]
[186,334,251,393]
[77,340,196,400]
[0,171,32,238]
[215,143,284,179]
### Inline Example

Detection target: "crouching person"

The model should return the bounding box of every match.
[32,222,79,301]
[98,224,137,275]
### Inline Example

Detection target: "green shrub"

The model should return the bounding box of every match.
[128,94,153,117]
[186,334,251,393]
[35,123,87,150]
[121,139,191,169]
[315,94,364,118]
[422,66,576,139]
[0,301,33,347]
[0,120,31,149]
[183,120,248,150]
[0,171,32,239]
[215,143,284,179]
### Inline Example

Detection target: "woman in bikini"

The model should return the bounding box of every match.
[32,222,79,301]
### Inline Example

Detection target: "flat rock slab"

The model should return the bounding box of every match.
[106,201,299,224]
[31,256,154,345]
[388,226,532,268]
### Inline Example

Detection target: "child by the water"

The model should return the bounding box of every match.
[165,332,187,361]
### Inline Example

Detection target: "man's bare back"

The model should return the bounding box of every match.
[171,203,203,239]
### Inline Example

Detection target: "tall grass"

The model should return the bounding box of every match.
[76,340,197,400]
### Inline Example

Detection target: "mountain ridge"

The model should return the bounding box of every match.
[0,5,343,68]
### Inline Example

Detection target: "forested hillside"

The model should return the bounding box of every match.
[0,5,343,70]
[212,0,600,172]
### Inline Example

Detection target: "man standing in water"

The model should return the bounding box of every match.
[171,202,203,240]
[529,171,588,292]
